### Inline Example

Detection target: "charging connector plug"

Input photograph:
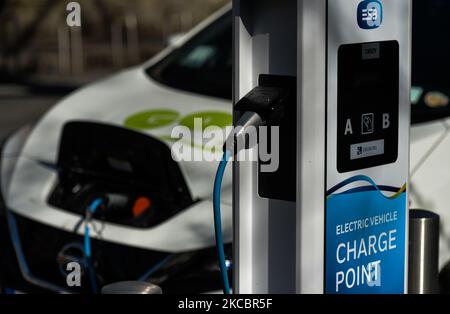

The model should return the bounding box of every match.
[224,83,292,155]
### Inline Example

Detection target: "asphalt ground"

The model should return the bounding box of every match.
[0,84,67,140]
[0,84,69,293]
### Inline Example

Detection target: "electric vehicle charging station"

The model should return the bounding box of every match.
[230,0,411,294]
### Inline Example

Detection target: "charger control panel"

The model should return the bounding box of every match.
[337,41,399,173]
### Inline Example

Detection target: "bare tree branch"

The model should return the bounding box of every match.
[1,0,58,57]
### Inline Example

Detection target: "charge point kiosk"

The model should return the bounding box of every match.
[232,0,411,294]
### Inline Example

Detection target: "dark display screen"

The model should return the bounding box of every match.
[337,41,399,173]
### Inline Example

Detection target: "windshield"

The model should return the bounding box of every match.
[146,12,232,100]
[147,3,450,124]
[412,0,450,124]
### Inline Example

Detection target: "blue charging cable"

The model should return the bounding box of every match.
[213,150,231,294]
[84,198,103,294]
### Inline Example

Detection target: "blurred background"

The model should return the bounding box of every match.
[0,0,229,138]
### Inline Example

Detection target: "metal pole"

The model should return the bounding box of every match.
[125,13,140,64]
[58,25,71,75]
[70,27,84,75]
[408,209,440,294]
[111,22,124,68]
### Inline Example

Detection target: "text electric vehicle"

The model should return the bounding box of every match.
[2,1,450,293]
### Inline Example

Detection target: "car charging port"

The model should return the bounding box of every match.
[48,121,194,228]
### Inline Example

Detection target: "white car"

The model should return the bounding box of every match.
[1,1,450,294]
[0,5,233,294]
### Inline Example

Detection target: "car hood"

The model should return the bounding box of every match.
[20,66,233,200]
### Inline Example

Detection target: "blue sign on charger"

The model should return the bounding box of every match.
[325,176,406,294]
[358,0,383,29]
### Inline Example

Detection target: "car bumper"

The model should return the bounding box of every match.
[0,134,228,294]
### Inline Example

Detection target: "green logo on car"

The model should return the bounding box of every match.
[179,111,232,130]
[124,109,180,130]
[124,109,232,131]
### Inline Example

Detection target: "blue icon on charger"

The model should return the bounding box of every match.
[358,0,383,29]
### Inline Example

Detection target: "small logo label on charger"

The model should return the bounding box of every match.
[358,0,383,29]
